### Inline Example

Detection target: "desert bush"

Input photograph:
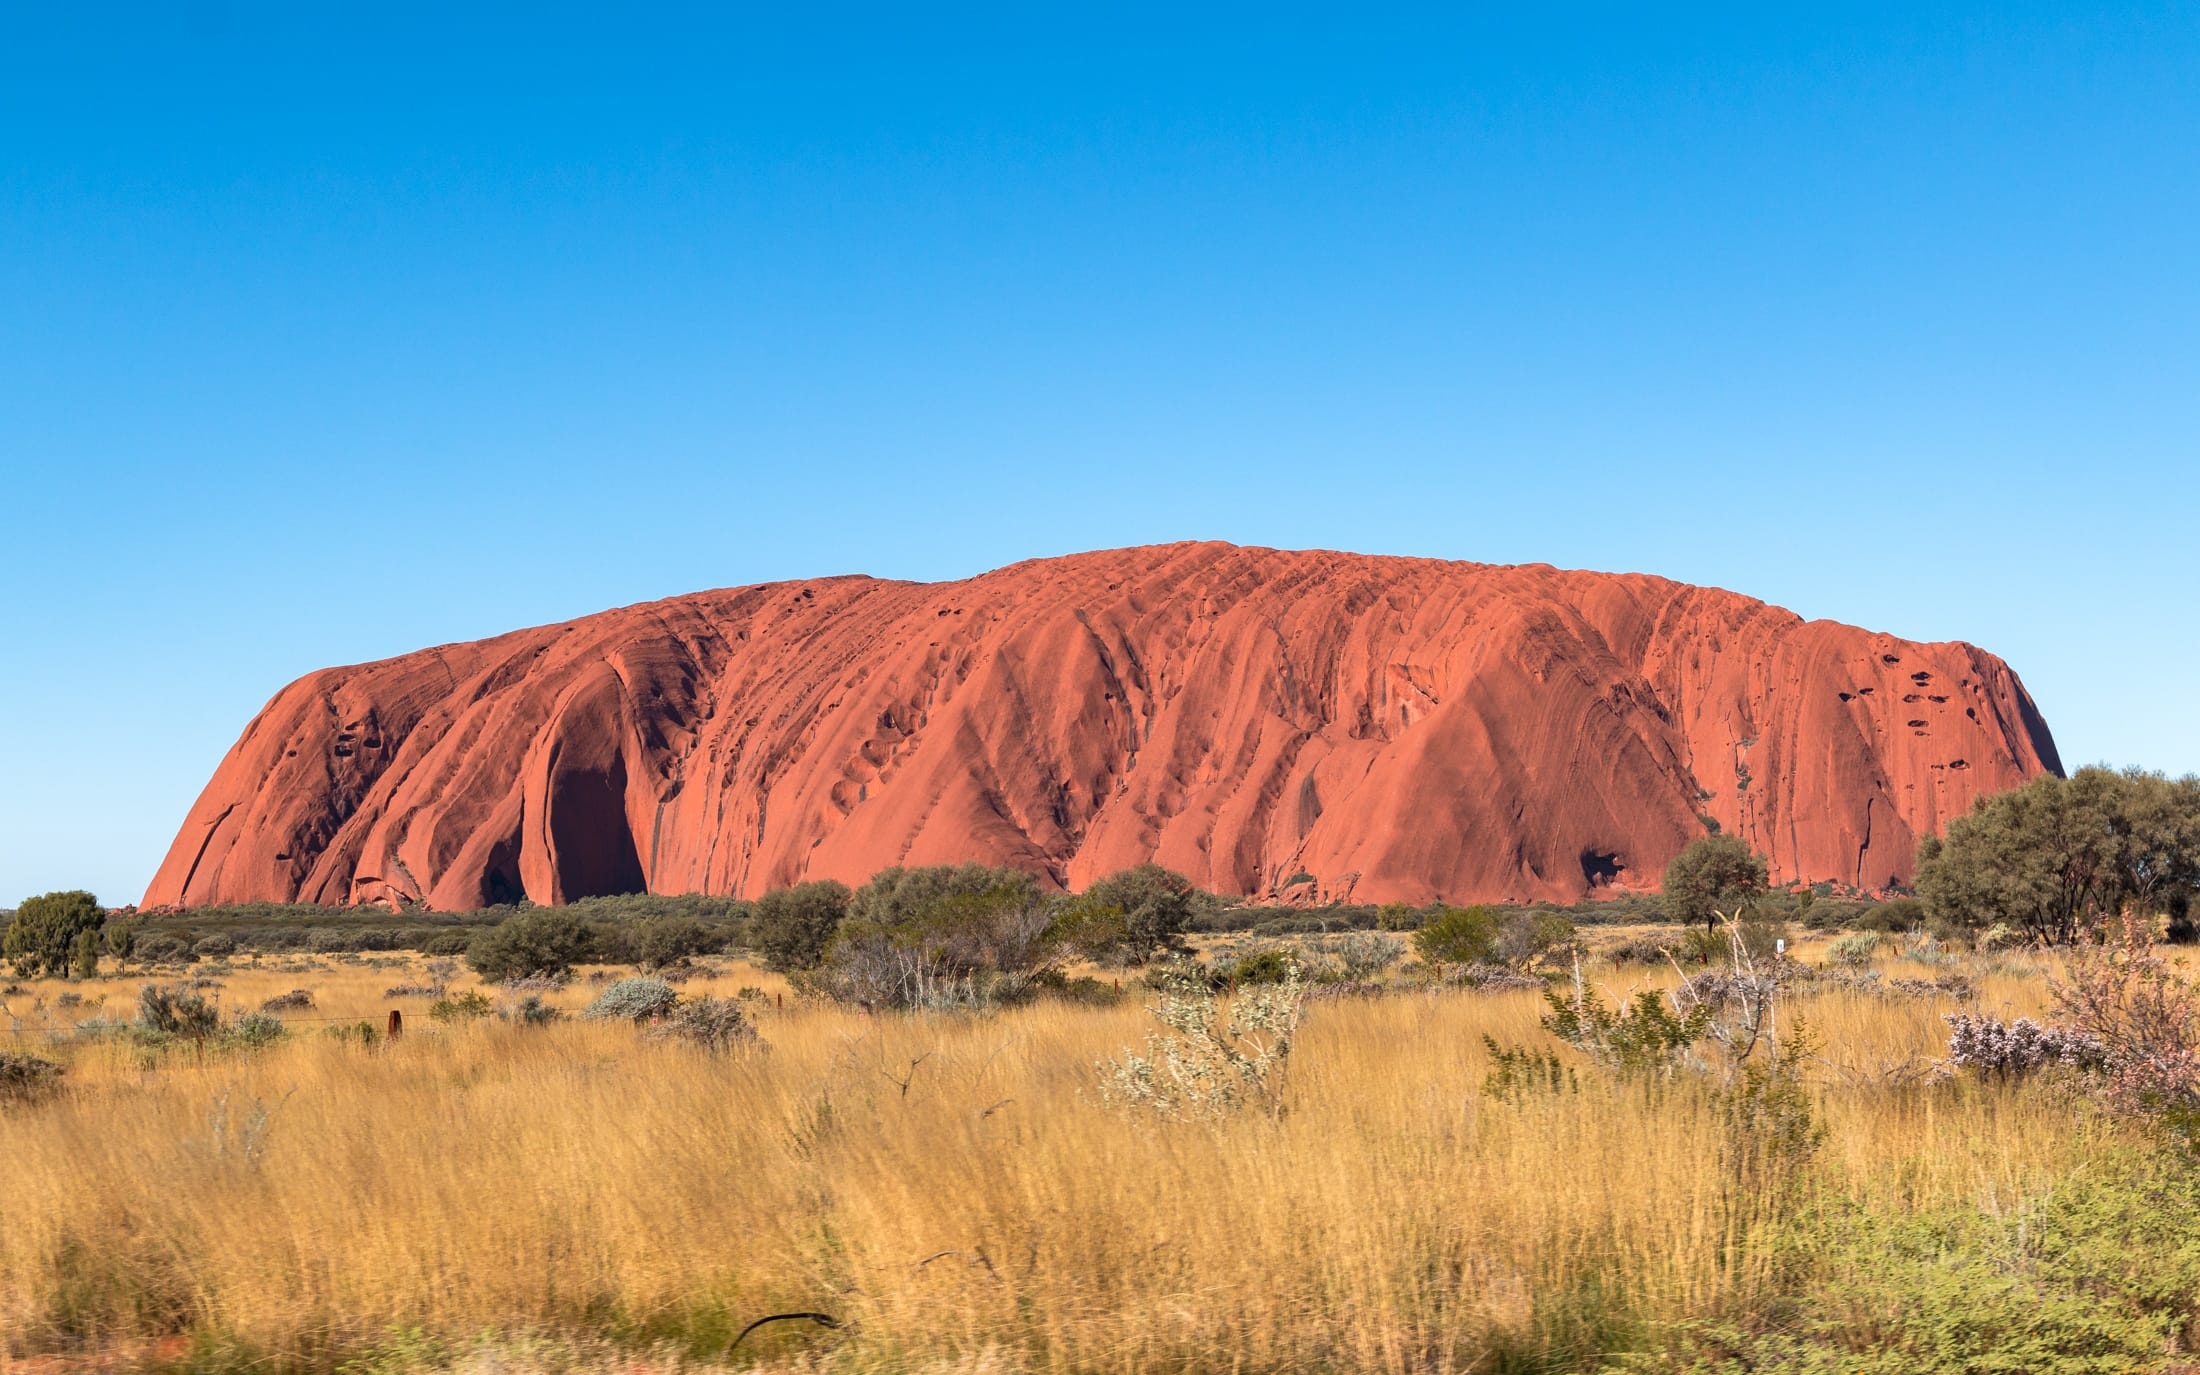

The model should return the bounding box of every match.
[420,931,473,957]
[646,996,757,1052]
[259,989,315,1012]
[466,910,590,982]
[224,1011,287,1049]
[631,916,720,970]
[1918,766,2200,944]
[1334,930,1405,980]
[2050,914,2200,1131]
[751,880,852,973]
[1943,1012,2104,1079]
[137,983,219,1037]
[1541,978,1712,1074]
[324,1020,381,1047]
[429,990,494,1023]
[1480,1037,1578,1103]
[4,890,105,978]
[581,977,679,1023]
[1413,905,1501,967]
[1448,965,1542,993]
[1824,930,1882,969]
[192,933,236,959]
[71,929,100,979]
[1661,836,1768,929]
[1056,863,1198,964]
[501,994,563,1026]
[1905,932,1956,966]
[1223,946,1302,986]
[1496,909,1577,967]
[0,1049,64,1103]
[1098,962,1306,1119]
[809,876,1059,1010]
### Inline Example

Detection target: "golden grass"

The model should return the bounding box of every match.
[0,944,2102,1371]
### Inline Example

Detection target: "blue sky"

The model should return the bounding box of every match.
[4,4,2195,905]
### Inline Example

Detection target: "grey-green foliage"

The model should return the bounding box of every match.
[646,996,757,1052]
[812,871,1058,1010]
[1918,766,2200,944]
[581,977,679,1023]
[750,880,852,973]
[847,863,1042,926]
[1825,930,1883,969]
[1660,836,1769,929]
[1098,963,1307,1118]
[4,890,104,978]
[137,983,220,1037]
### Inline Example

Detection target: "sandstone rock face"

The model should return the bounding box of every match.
[145,543,2061,910]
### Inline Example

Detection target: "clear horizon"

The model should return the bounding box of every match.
[5,5,2195,905]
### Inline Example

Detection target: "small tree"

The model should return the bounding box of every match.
[1662,837,1769,932]
[466,908,590,982]
[3,891,105,979]
[750,880,852,973]
[1918,767,2200,944]
[631,916,718,970]
[1414,906,1501,967]
[1062,863,1198,965]
[70,928,100,980]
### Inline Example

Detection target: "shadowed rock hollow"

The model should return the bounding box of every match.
[145,542,2062,910]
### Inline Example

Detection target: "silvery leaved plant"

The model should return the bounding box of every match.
[1099,962,1306,1119]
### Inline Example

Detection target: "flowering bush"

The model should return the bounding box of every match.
[1943,1012,2103,1078]
[2050,914,2200,1126]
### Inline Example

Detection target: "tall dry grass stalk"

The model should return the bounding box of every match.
[0,950,2097,1371]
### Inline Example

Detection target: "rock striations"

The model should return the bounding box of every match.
[146,543,2061,910]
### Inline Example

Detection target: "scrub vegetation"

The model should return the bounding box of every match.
[4,766,2199,1373]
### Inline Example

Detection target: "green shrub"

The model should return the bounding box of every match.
[192,933,236,959]
[1497,909,1577,967]
[1225,947,1301,985]
[1540,981,1711,1074]
[466,910,590,982]
[70,928,101,979]
[4,890,105,978]
[631,916,719,970]
[750,880,852,973]
[1058,863,1198,965]
[1661,836,1768,928]
[429,990,494,1023]
[420,931,473,957]
[1414,906,1501,967]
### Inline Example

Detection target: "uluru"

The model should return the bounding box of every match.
[145,542,2062,911]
